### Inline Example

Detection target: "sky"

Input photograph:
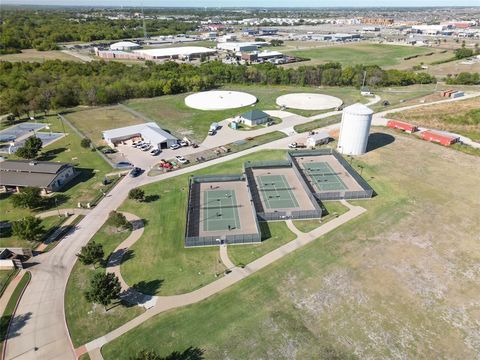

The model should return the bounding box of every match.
[3,0,480,7]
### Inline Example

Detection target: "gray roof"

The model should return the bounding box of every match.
[241,109,269,121]
[0,160,73,188]
[0,160,70,174]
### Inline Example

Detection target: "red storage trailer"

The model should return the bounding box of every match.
[387,120,418,133]
[421,131,459,146]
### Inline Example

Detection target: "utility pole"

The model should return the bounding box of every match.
[141,3,147,39]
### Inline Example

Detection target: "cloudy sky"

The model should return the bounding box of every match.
[3,0,479,7]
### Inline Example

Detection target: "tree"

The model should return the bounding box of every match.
[15,135,43,159]
[128,188,145,202]
[454,47,474,60]
[12,216,44,242]
[84,272,121,310]
[80,138,92,149]
[77,241,104,267]
[109,210,132,230]
[11,187,43,209]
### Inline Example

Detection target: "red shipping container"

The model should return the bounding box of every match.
[387,120,418,133]
[421,130,459,146]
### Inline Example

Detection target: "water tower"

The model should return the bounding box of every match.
[337,103,374,155]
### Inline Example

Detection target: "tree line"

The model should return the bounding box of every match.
[0,10,197,54]
[0,60,436,118]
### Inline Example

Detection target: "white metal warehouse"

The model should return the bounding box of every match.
[102,122,177,149]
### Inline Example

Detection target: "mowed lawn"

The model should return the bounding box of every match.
[64,106,145,146]
[65,217,144,347]
[283,43,434,67]
[119,150,293,296]
[103,129,480,359]
[0,49,82,63]
[123,85,365,143]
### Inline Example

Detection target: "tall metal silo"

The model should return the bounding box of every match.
[337,103,374,155]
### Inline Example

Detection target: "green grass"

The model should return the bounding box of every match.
[0,271,31,355]
[228,222,296,266]
[293,201,349,233]
[293,114,341,134]
[119,150,287,296]
[0,269,18,298]
[124,85,365,143]
[284,43,433,67]
[64,106,145,146]
[0,214,66,249]
[65,217,144,347]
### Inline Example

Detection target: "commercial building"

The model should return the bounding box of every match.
[102,122,178,149]
[0,160,76,193]
[109,41,141,51]
[217,42,261,52]
[134,46,216,60]
[362,18,394,26]
[237,110,270,127]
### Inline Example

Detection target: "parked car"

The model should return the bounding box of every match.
[150,148,161,156]
[191,143,199,148]
[266,120,275,127]
[175,155,189,164]
[129,167,142,177]
[131,141,139,147]
[288,142,306,149]
[142,145,152,151]
[115,161,134,169]
[170,143,181,150]
[102,148,116,154]
[179,140,189,147]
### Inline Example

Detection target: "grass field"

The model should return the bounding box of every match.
[293,201,349,233]
[228,222,296,266]
[0,49,81,63]
[64,106,145,145]
[0,269,18,298]
[103,128,480,359]
[0,215,65,249]
[65,217,144,347]
[282,43,434,68]
[389,97,480,142]
[119,150,288,296]
[123,85,365,143]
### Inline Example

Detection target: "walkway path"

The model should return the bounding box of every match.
[219,244,235,270]
[105,213,158,309]
[0,270,25,317]
[80,201,366,358]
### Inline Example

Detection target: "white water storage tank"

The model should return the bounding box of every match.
[337,103,374,155]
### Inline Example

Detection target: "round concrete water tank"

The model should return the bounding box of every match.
[337,103,373,155]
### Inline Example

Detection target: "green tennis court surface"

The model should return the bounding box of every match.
[203,189,241,231]
[257,175,299,209]
[305,161,347,191]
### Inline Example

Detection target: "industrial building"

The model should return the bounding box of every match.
[109,41,141,51]
[337,103,373,155]
[133,47,216,60]
[102,122,177,149]
[0,160,76,194]
[217,42,262,52]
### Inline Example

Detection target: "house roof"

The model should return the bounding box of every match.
[240,109,269,121]
[102,122,177,144]
[0,160,70,174]
[0,160,73,188]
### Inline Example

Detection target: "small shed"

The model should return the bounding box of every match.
[307,131,330,147]
[238,110,270,127]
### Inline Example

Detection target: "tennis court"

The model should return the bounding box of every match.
[257,174,299,209]
[0,122,46,142]
[203,189,241,232]
[305,161,347,191]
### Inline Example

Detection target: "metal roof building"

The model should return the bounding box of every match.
[110,41,141,51]
[133,46,216,60]
[102,122,177,149]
